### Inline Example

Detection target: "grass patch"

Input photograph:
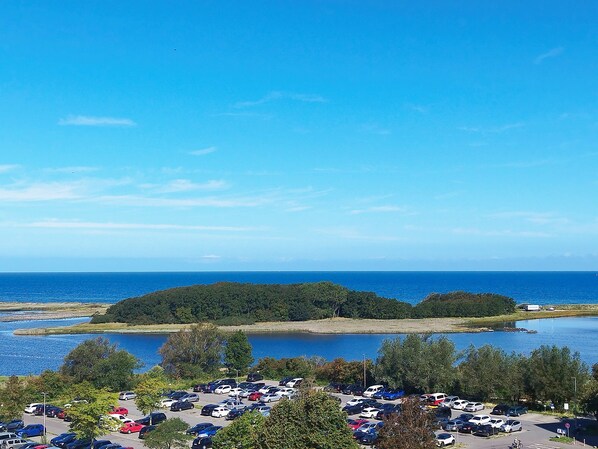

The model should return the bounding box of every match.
[549,436,575,444]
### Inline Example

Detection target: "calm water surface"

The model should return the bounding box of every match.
[1,317,596,375]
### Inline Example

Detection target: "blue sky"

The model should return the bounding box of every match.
[1,1,597,271]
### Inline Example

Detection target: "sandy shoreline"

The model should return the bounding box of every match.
[0,302,109,322]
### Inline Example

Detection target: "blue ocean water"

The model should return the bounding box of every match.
[1,271,597,304]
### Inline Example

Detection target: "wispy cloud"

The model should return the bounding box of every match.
[97,194,271,208]
[44,166,99,174]
[58,115,136,127]
[17,220,257,232]
[534,46,564,64]
[487,211,569,226]
[405,103,428,113]
[0,182,83,202]
[189,146,217,156]
[458,122,524,133]
[149,179,229,193]
[350,205,409,215]
[234,91,327,108]
[0,164,20,174]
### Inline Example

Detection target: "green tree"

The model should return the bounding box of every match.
[66,384,118,442]
[159,324,225,378]
[224,331,254,376]
[143,418,192,449]
[135,375,168,415]
[374,335,457,392]
[0,376,28,420]
[256,390,359,449]
[376,397,437,449]
[525,345,589,406]
[25,370,71,403]
[212,411,265,449]
[61,337,141,390]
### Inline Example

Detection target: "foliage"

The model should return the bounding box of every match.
[457,345,526,401]
[253,356,324,380]
[0,376,28,420]
[143,418,192,449]
[66,384,118,441]
[376,397,437,449]
[315,357,374,385]
[212,411,265,449]
[26,370,71,402]
[524,345,589,406]
[413,291,516,318]
[374,335,457,392]
[256,390,359,449]
[135,371,168,415]
[60,337,140,390]
[93,282,517,325]
[159,324,225,378]
[224,331,254,375]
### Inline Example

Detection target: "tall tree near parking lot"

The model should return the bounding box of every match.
[60,337,141,390]
[159,324,225,378]
[66,383,118,442]
[212,410,265,449]
[224,331,254,375]
[376,397,437,449]
[0,375,28,420]
[256,390,359,449]
[143,418,193,449]
[135,368,168,415]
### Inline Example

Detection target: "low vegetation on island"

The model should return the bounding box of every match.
[90,281,516,325]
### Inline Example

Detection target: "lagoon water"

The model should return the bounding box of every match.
[1,272,597,375]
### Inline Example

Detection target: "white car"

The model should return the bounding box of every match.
[363,385,385,398]
[346,398,366,407]
[228,388,244,397]
[440,396,459,407]
[464,402,484,412]
[118,391,136,400]
[451,399,469,410]
[259,386,277,394]
[160,398,177,408]
[260,392,283,403]
[489,418,506,429]
[286,378,303,388]
[211,405,231,418]
[107,414,128,422]
[359,407,382,418]
[500,420,522,433]
[469,414,491,425]
[214,385,233,395]
[436,433,456,447]
[24,403,42,414]
[278,387,296,398]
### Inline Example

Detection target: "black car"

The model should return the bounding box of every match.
[46,406,63,418]
[324,382,347,393]
[138,425,156,439]
[246,373,264,382]
[33,404,54,415]
[168,390,188,400]
[50,433,76,447]
[473,424,499,437]
[0,420,24,432]
[359,431,379,446]
[458,422,477,434]
[342,403,368,415]
[506,406,528,417]
[342,384,365,396]
[171,400,194,412]
[136,412,167,426]
[201,404,219,416]
[457,413,474,422]
[491,404,511,415]
[226,408,247,420]
[66,439,92,449]
[193,384,209,393]
[278,376,294,386]
[92,440,112,449]
[186,423,214,436]
[192,437,213,449]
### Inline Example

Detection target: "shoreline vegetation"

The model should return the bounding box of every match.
[8,303,598,336]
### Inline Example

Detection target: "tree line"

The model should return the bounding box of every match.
[91,281,516,325]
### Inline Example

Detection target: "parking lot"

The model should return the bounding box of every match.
[18,382,595,449]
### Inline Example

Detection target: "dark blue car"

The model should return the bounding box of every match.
[17,424,45,438]
[50,432,76,447]
[196,425,222,438]
[0,420,24,432]
[382,389,405,400]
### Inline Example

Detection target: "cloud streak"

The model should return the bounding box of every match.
[17,220,257,232]
[235,91,327,108]
[534,46,564,64]
[0,164,20,174]
[58,115,136,127]
[189,146,217,156]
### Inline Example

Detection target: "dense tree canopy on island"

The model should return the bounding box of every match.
[91,281,516,325]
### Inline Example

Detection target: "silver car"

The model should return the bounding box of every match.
[501,420,522,433]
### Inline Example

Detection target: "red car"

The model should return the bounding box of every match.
[248,391,263,401]
[347,418,369,430]
[120,422,144,434]
[111,406,128,416]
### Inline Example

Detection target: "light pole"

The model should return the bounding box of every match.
[363,354,366,388]
[572,377,577,432]
[41,392,47,441]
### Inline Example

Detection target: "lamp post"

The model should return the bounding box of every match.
[572,377,577,432]
[363,354,366,388]
[41,392,47,440]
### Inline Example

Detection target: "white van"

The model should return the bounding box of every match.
[23,403,41,414]
[426,392,447,405]
[362,385,384,398]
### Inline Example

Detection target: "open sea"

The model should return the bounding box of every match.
[0,272,597,375]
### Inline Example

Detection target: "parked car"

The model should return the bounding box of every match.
[193,384,209,393]
[17,425,45,438]
[168,391,188,400]
[359,407,382,419]
[363,385,385,398]
[191,437,213,449]
[359,431,378,446]
[342,384,365,396]
[473,424,499,437]
[118,392,136,401]
[225,407,248,420]
[0,421,23,432]
[464,402,484,412]
[160,398,177,408]
[468,415,491,426]
[2,437,29,449]
[347,419,370,431]
[120,422,144,434]
[186,423,214,436]
[135,412,167,426]
[457,413,474,422]
[45,406,63,418]
[436,433,456,447]
[246,373,263,382]
[285,378,303,388]
[110,407,128,416]
[440,396,460,408]
[382,389,405,401]
[491,404,511,415]
[201,404,219,416]
[207,379,236,393]
[500,420,522,433]
[325,383,347,393]
[278,377,293,386]
[50,433,76,447]
[343,403,366,415]
[458,422,476,434]
[227,388,245,397]
[211,406,232,418]
[247,391,263,401]
[214,385,233,395]
[180,393,200,402]
[170,400,194,412]
[260,392,282,403]
[196,426,222,438]
[138,425,156,439]
[489,418,506,429]
[91,440,112,449]
[451,400,469,410]
[505,406,527,417]
[443,419,465,432]
[24,404,42,414]
[427,393,448,406]
[66,439,92,449]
